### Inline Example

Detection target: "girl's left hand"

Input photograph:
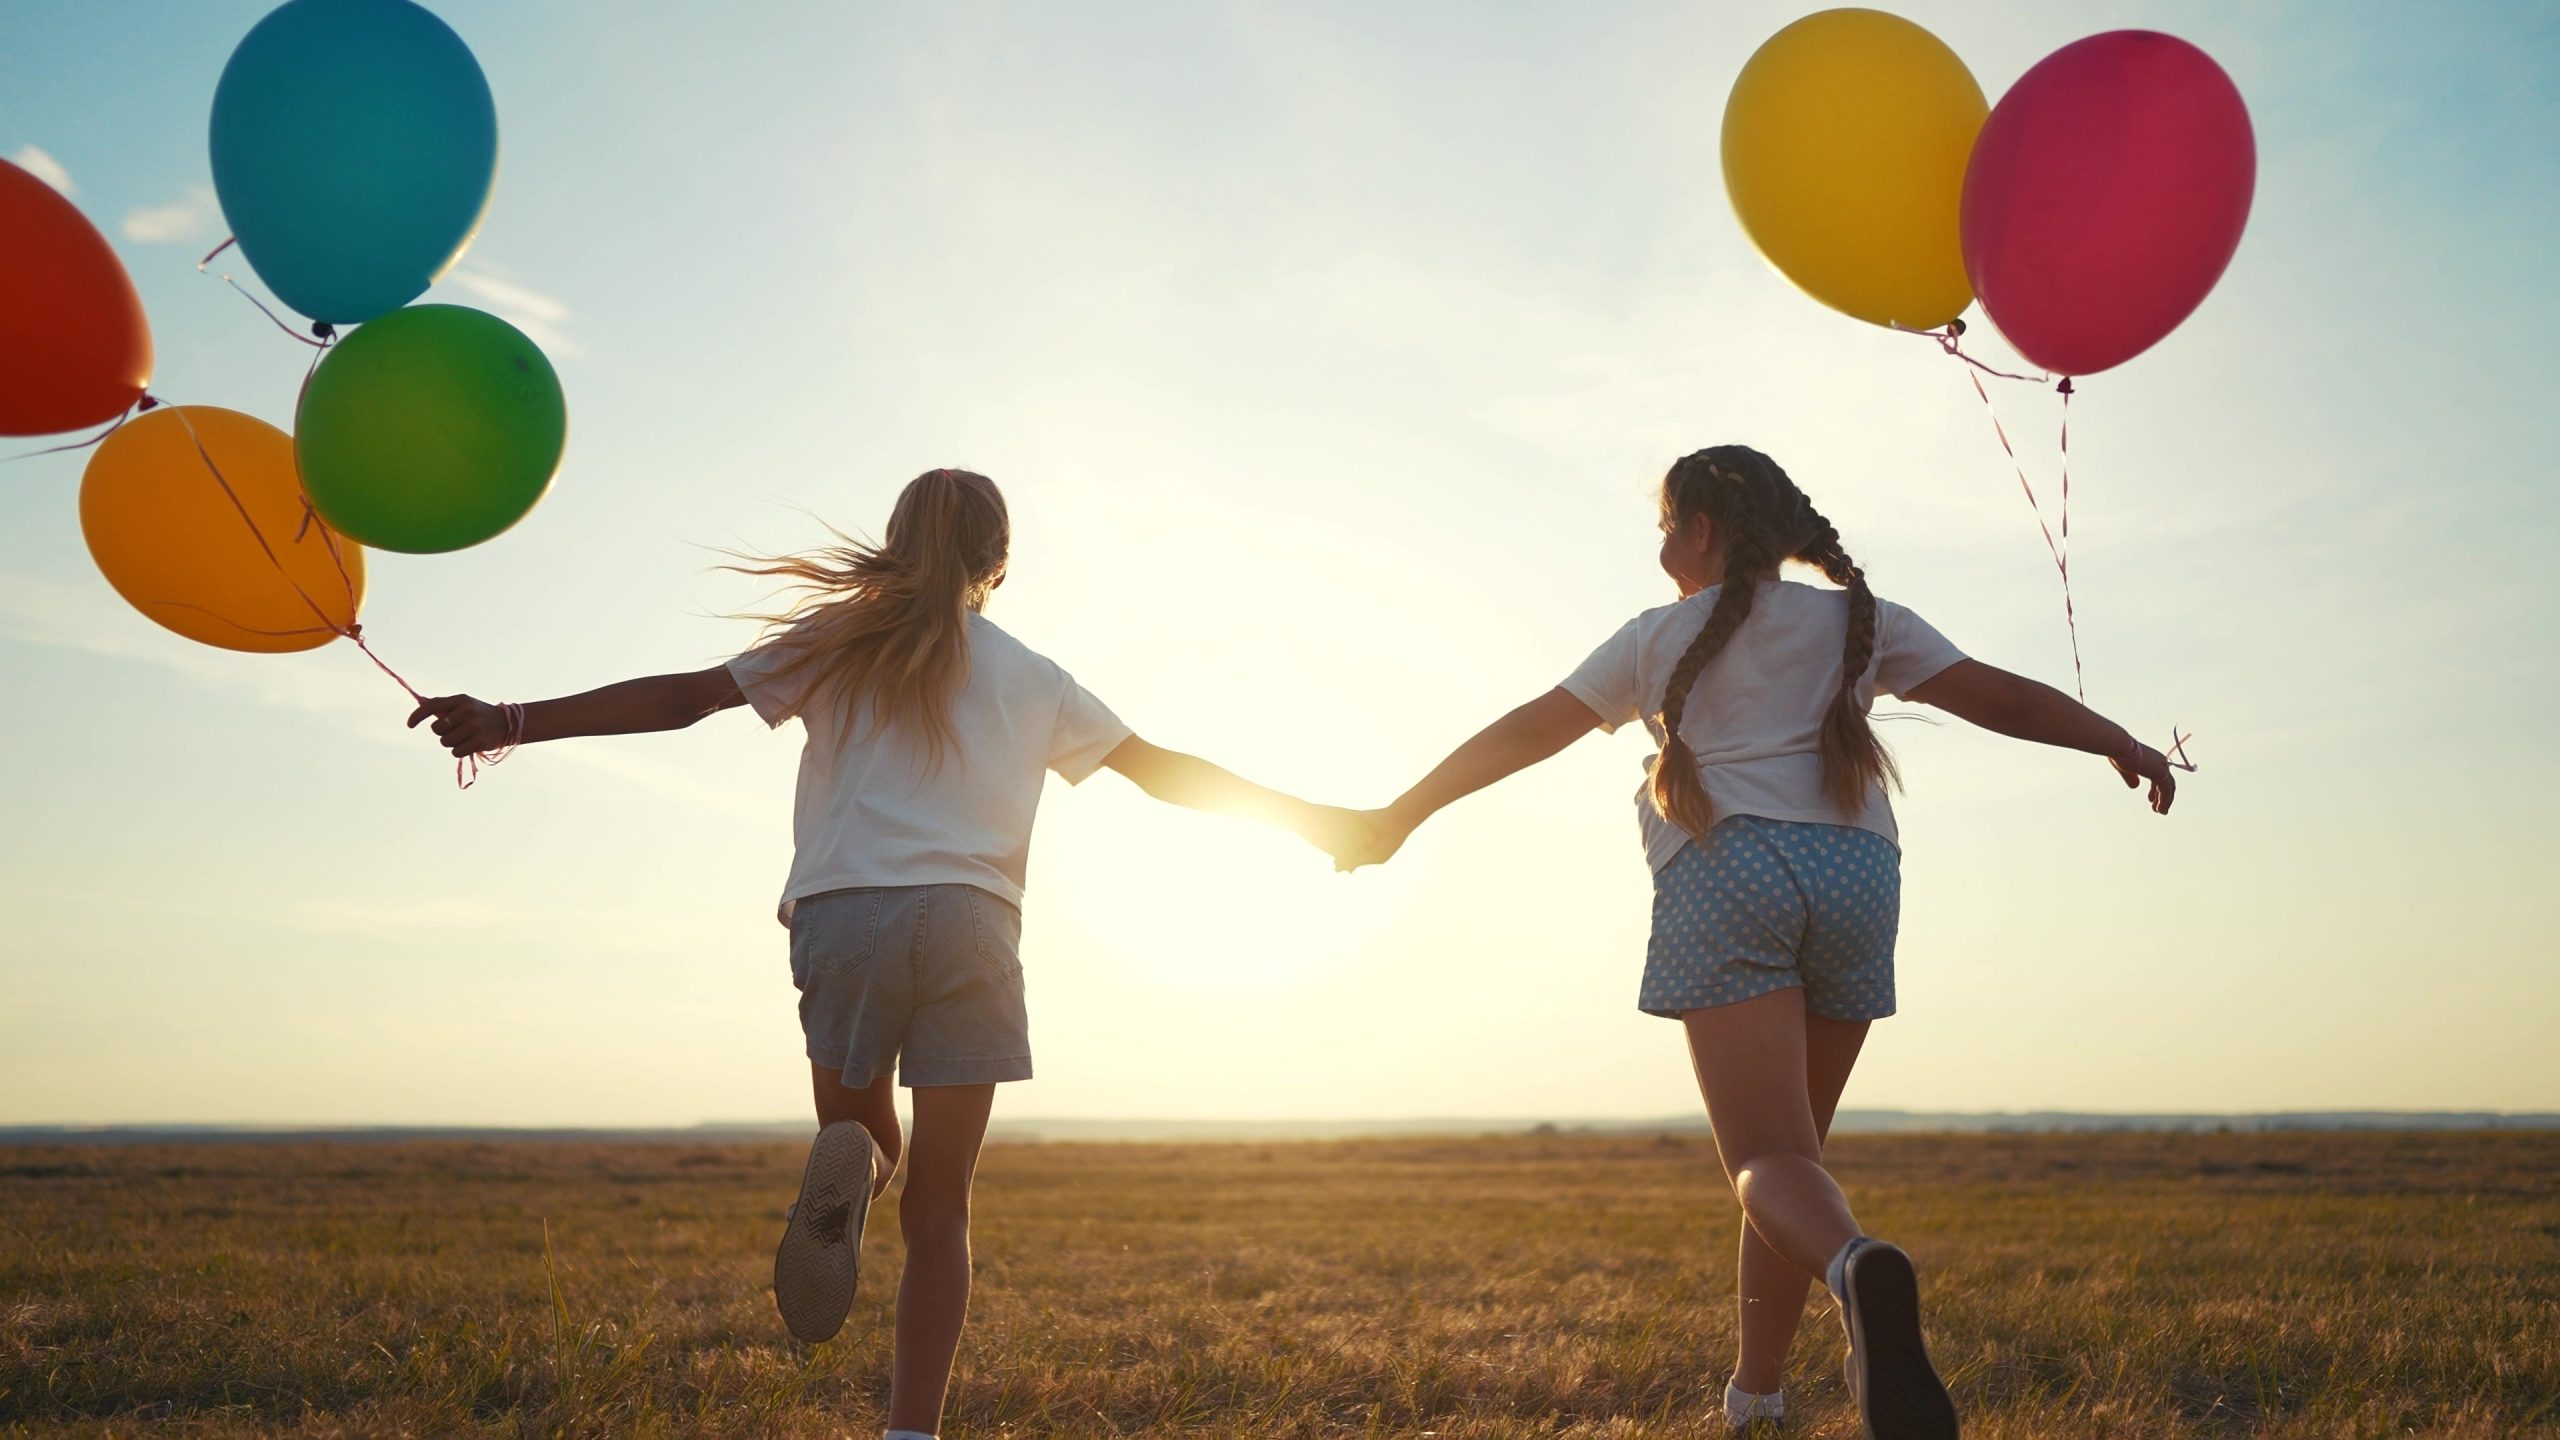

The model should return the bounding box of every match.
[1307,807,1415,872]
[2110,744,2178,815]
[1297,806,1377,872]
[407,694,507,758]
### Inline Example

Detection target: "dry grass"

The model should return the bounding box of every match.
[2,1130,2555,1437]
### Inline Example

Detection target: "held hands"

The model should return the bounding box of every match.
[1293,803,1421,873]
[407,694,510,759]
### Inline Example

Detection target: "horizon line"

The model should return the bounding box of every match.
[6,1106,2556,1143]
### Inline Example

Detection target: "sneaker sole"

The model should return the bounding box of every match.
[1844,1242,1958,1439]
[773,1121,874,1343]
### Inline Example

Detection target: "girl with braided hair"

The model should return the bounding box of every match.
[1338,445,2179,1438]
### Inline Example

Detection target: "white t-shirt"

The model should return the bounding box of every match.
[1559,579,1965,870]
[728,612,1133,923]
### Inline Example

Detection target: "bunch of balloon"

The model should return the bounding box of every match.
[210,0,567,556]
[1721,9,2245,758]
[10,0,568,790]
[1720,10,2256,374]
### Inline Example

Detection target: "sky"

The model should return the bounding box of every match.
[2,1,2555,1128]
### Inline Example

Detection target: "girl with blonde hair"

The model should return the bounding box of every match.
[413,466,1348,1440]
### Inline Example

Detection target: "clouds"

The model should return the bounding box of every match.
[121,184,220,244]
[440,261,583,358]
[9,144,73,195]
[97,184,580,364]
[98,184,582,363]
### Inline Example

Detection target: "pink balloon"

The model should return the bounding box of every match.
[1961,31,2255,377]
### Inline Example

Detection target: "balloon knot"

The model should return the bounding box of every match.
[312,321,337,340]
[1946,317,1967,338]
[2057,376,2075,396]
[137,395,161,412]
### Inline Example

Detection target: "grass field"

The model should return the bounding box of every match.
[3,1130,2555,1437]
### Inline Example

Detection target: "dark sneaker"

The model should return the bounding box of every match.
[1839,1239,1958,1439]
[773,1121,876,1342]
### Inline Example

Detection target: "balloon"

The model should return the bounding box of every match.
[80,406,365,654]
[1722,9,1987,330]
[296,304,566,553]
[209,0,498,324]
[1960,31,2255,377]
[0,158,153,435]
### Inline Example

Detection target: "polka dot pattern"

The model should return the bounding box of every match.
[1638,814,1902,1022]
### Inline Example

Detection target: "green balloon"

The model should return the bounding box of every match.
[295,304,567,553]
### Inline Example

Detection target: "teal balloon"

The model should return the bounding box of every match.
[296,305,567,554]
[210,0,498,324]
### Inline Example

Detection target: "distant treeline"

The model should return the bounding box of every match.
[4,1110,2555,1145]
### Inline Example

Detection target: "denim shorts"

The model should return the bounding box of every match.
[788,884,1032,1087]
[1640,814,1901,1022]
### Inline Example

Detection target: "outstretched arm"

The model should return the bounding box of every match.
[1342,687,1605,867]
[406,666,747,757]
[1101,735,1359,852]
[1902,658,2177,814]
[1101,734,1337,831]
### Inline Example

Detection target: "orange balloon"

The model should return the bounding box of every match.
[80,407,366,654]
[0,157,153,435]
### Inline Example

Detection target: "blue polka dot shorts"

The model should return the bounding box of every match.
[1640,814,1902,1022]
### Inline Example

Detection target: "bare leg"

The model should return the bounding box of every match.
[886,1082,996,1437]
[810,1062,902,1199]
[1682,988,1862,1281]
[1730,1012,1869,1394]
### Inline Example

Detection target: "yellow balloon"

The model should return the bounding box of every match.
[1722,8,1987,329]
[80,405,366,654]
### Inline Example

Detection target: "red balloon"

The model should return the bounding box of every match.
[1960,31,2254,377]
[0,157,154,436]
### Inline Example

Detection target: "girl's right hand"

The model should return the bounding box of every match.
[407,694,507,758]
[2110,743,2178,815]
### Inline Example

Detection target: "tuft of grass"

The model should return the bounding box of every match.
[1,1131,2554,1436]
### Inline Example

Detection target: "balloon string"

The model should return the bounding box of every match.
[2164,728,2198,774]
[288,331,341,574]
[0,396,153,464]
[1911,330,2196,772]
[1892,321,2052,384]
[1954,363,2085,701]
[196,236,329,349]
[2059,374,2073,611]
[164,403,348,639]
[157,403,510,790]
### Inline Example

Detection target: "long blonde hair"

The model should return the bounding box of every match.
[1648,445,1899,837]
[727,468,1010,763]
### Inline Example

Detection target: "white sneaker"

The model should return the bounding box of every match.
[1725,1379,1787,1433]
[773,1121,876,1343]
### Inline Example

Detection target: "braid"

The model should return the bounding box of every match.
[1648,450,1786,838]
[1648,445,1903,837]
[1795,511,1902,814]
[1649,545,1766,837]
